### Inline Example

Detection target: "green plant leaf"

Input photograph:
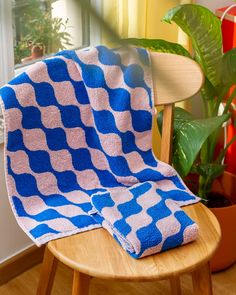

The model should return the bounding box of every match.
[163,4,222,87]
[126,38,191,57]
[157,107,194,135]
[219,48,236,86]
[172,113,230,176]
[195,163,225,179]
[200,78,217,101]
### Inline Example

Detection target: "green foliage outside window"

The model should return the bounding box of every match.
[13,0,72,65]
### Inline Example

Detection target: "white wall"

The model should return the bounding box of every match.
[196,0,234,12]
[0,143,32,263]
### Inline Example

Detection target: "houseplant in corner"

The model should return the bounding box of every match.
[127,4,236,271]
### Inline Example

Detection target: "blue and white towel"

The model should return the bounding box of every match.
[90,181,199,258]
[0,45,199,252]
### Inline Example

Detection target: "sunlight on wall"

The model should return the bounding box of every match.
[52,0,83,49]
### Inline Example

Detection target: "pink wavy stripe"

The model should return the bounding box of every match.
[53,80,78,106]
[98,132,122,156]
[20,217,40,229]
[88,147,110,171]
[80,57,151,115]
[156,161,179,177]
[40,218,79,232]
[141,215,181,257]
[8,123,161,190]
[75,47,99,65]
[8,125,138,190]
[130,88,150,111]
[8,150,61,195]
[40,105,63,129]
[124,152,146,173]
[5,108,22,132]
[156,179,185,192]
[18,194,87,217]
[23,128,48,151]
[156,214,181,238]
[87,88,110,111]
[9,147,104,191]
[26,60,81,106]
[98,64,129,90]
[41,103,93,131]
[85,93,153,151]
[9,85,152,160]
[140,199,184,257]
[74,169,101,190]
[112,175,138,186]
[66,127,87,149]
[113,111,133,133]
[9,150,32,175]
[58,56,83,82]
[133,130,153,152]
[101,206,122,225]
[8,84,37,107]
[124,185,162,236]
[26,61,52,83]
[79,104,94,127]
[183,224,199,244]
[63,190,91,204]
[35,172,59,195]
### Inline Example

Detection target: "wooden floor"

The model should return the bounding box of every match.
[0,261,236,294]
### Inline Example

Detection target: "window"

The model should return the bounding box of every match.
[0,0,101,143]
[12,0,90,68]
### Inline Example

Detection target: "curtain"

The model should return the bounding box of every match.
[101,0,194,157]
[101,0,182,42]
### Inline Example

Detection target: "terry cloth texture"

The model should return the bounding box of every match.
[0,46,200,247]
[90,181,199,258]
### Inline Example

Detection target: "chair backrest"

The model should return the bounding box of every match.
[150,52,204,165]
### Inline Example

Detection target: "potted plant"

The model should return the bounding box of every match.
[127,4,236,271]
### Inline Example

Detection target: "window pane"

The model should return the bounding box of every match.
[12,0,90,68]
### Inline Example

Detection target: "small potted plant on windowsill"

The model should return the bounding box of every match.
[127,4,236,272]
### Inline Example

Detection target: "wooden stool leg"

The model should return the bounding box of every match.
[72,271,91,295]
[170,277,182,295]
[36,246,58,295]
[192,262,213,295]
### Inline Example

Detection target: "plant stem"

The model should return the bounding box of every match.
[216,134,236,164]
[223,87,236,114]
[214,86,229,116]
[198,175,208,200]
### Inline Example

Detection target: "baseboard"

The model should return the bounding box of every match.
[0,245,45,286]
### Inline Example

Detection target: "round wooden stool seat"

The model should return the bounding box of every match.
[48,203,221,282]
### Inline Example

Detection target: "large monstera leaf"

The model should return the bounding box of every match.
[157,108,230,176]
[163,4,222,87]
[126,38,191,57]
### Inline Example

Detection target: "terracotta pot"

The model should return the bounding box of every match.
[210,171,236,272]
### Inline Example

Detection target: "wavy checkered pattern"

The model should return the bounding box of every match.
[0,46,199,246]
[90,181,199,258]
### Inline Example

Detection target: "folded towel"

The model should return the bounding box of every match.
[0,45,200,246]
[90,181,199,258]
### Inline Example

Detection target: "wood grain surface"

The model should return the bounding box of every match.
[1,262,235,295]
